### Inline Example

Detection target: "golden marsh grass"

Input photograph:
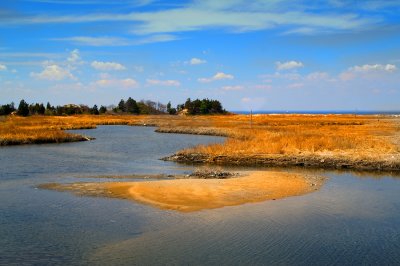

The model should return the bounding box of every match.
[0,114,399,170]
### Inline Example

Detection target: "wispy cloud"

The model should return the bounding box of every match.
[349,64,397,72]
[51,36,130,46]
[2,1,380,36]
[95,78,139,88]
[50,34,178,46]
[146,79,181,87]
[276,61,304,71]
[0,52,59,58]
[0,64,7,71]
[23,0,156,6]
[67,49,82,64]
[91,61,126,71]
[198,72,234,83]
[134,34,179,44]
[188,58,207,65]
[339,63,397,81]
[222,85,243,91]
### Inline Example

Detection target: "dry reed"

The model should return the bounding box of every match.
[1,114,399,168]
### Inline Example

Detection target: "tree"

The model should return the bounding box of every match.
[45,102,55,115]
[118,99,126,112]
[99,105,107,114]
[137,101,149,114]
[200,101,209,114]
[17,99,30,116]
[166,101,177,115]
[91,105,99,115]
[38,103,45,115]
[0,103,15,115]
[125,97,139,114]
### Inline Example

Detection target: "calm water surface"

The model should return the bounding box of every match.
[1,126,400,265]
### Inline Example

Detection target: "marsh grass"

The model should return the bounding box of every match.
[0,114,398,164]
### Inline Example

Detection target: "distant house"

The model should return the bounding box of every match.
[178,108,189,116]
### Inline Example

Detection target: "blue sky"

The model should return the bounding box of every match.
[0,0,399,111]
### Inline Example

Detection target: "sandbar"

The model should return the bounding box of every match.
[40,171,325,212]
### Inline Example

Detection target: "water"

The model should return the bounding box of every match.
[233,110,400,115]
[1,126,400,265]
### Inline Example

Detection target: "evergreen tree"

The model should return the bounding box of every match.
[91,105,99,115]
[125,97,139,114]
[17,99,30,116]
[118,99,126,112]
[99,105,107,114]
[38,103,45,115]
[0,103,15,115]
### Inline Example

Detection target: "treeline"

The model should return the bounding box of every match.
[114,98,167,114]
[178,98,225,115]
[0,97,226,117]
[4,100,103,117]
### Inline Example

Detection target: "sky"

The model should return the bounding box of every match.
[0,0,400,111]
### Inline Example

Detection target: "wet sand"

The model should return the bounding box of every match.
[40,171,325,212]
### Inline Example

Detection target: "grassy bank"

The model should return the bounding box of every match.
[1,114,399,171]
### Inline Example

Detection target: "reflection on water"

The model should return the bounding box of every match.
[1,126,400,265]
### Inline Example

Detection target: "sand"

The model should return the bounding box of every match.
[40,171,325,212]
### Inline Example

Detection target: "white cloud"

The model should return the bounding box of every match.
[0,64,7,71]
[287,83,304,89]
[96,78,139,88]
[135,34,178,44]
[30,64,75,80]
[254,84,272,90]
[52,36,130,46]
[340,64,397,81]
[189,58,207,65]
[261,72,302,80]
[0,52,59,58]
[339,71,355,81]
[306,72,330,80]
[276,60,304,70]
[198,72,234,83]
[91,61,126,71]
[146,79,181,87]
[67,49,82,64]
[222,85,243,91]
[282,27,319,35]
[350,64,397,72]
[51,34,178,46]
[3,1,378,36]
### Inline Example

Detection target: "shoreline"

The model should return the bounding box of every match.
[162,153,400,172]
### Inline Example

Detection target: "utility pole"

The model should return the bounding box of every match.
[250,109,253,129]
